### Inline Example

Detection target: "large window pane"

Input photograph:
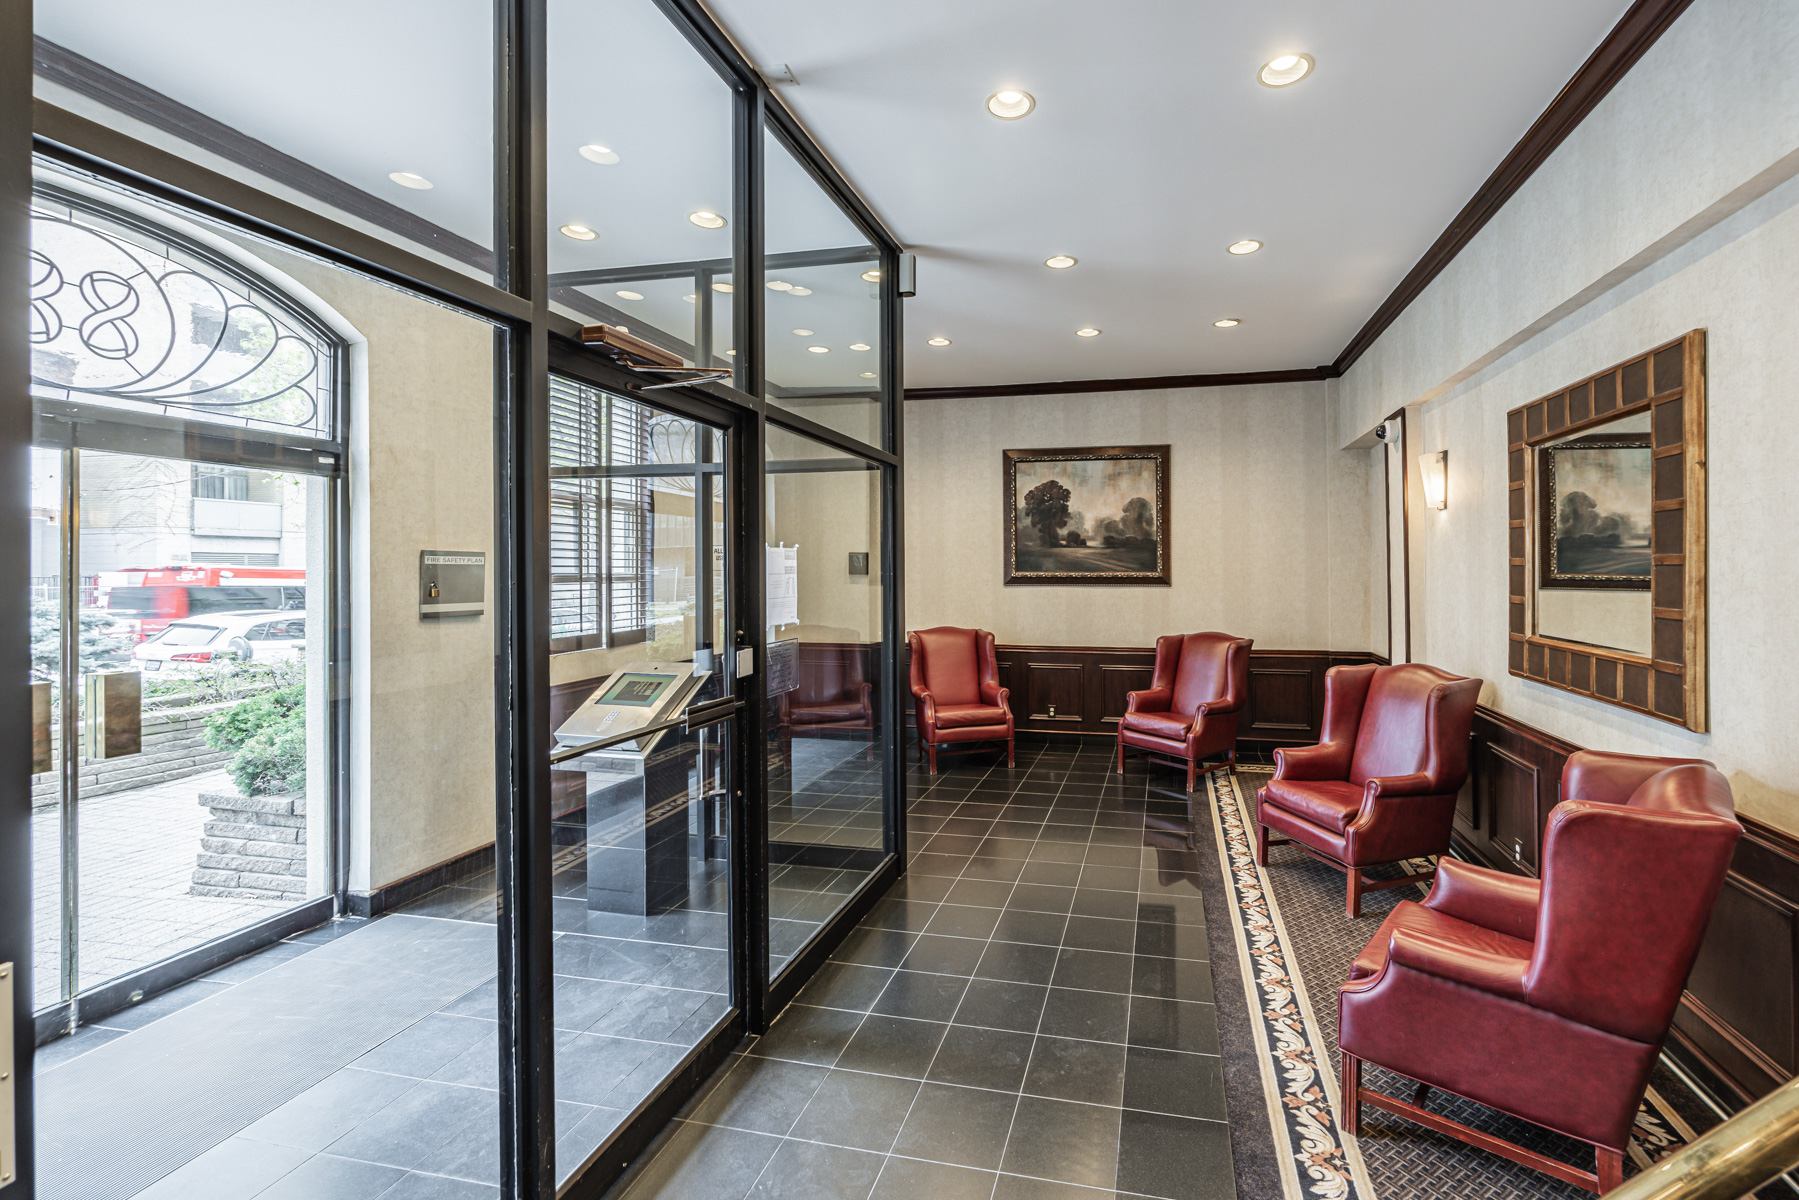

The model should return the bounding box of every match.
[765,423,890,977]
[548,381,734,1186]
[547,0,737,370]
[765,131,884,449]
[34,1,496,280]
[30,167,503,1197]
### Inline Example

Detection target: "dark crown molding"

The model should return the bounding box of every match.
[1329,0,1695,376]
[905,366,1335,402]
[913,0,1695,401]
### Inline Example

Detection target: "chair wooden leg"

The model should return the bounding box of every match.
[1346,867,1364,919]
[927,743,938,774]
[1596,1147,1624,1193]
[1116,738,1125,775]
[1187,757,1197,793]
[1255,820,1270,866]
[1340,1052,1361,1137]
[1007,737,1015,768]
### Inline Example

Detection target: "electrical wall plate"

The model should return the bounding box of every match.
[847,552,869,576]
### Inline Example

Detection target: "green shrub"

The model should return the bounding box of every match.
[205,684,306,796]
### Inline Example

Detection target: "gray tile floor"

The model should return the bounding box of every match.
[611,739,1234,1200]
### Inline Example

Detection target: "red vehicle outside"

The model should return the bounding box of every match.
[97,566,306,642]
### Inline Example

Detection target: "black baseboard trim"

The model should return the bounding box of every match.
[37,894,335,1045]
[345,843,495,918]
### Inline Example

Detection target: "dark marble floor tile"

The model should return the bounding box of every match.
[869,1155,997,1200]
[1069,888,1142,921]
[1024,1035,1127,1106]
[924,904,1005,940]
[973,939,1060,986]
[999,1095,1122,1191]
[795,961,896,1012]
[1115,1109,1235,1200]
[891,1081,1020,1170]
[1126,997,1220,1055]
[1006,883,1077,914]
[619,1120,780,1200]
[834,1015,948,1079]
[1122,1047,1227,1120]
[786,1068,922,1152]
[686,1054,829,1135]
[1051,947,1134,994]
[1039,987,1130,1043]
[925,1024,1034,1091]
[830,926,916,969]
[871,970,970,1022]
[1130,955,1214,1003]
[750,1004,864,1066]
[1018,861,1086,887]
[1062,916,1137,954]
[991,908,1069,947]
[899,933,988,976]
[744,1139,886,1200]
[952,978,1049,1033]
[942,878,1016,908]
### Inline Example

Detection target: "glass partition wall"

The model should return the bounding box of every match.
[4,3,904,1199]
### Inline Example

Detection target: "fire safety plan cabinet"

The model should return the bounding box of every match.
[553,662,718,918]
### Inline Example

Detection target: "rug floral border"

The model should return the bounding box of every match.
[1203,769,1376,1200]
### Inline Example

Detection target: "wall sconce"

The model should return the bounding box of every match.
[1420,450,1448,510]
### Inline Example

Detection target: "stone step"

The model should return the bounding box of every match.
[195,852,305,877]
[201,837,307,862]
[203,820,302,843]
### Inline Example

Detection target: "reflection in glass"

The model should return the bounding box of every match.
[546,0,736,366]
[36,0,497,275]
[765,131,883,448]
[1534,412,1653,656]
[765,423,889,977]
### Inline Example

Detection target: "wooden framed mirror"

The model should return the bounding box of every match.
[1506,330,1707,731]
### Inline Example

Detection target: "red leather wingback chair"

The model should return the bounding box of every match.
[1115,632,1252,792]
[1338,751,1741,1193]
[788,649,874,732]
[909,627,1013,773]
[1256,663,1480,917]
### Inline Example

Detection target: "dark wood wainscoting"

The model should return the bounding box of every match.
[982,646,1385,746]
[1459,707,1799,1105]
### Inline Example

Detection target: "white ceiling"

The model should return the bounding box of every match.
[38,0,1634,392]
[707,0,1635,388]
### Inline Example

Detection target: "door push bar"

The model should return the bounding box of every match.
[580,324,732,390]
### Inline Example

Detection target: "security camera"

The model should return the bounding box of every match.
[1373,421,1392,442]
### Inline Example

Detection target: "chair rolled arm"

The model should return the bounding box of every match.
[1200,696,1242,716]
[1424,858,1540,942]
[1365,771,1443,799]
[1273,742,1350,781]
[1387,927,1529,1002]
[980,678,1007,708]
[912,690,937,727]
[992,685,1011,713]
[1126,687,1172,714]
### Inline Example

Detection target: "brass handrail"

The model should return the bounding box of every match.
[1606,1075,1799,1200]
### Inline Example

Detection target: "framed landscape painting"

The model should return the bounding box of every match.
[1003,444,1170,586]
[1537,433,1653,589]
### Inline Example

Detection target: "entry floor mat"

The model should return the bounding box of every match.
[1194,766,1780,1200]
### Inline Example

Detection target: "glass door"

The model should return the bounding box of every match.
[543,377,746,1186]
[31,441,336,1031]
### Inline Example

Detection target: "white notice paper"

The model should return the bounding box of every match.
[766,542,799,627]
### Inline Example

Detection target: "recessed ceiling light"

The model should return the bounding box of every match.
[1227,239,1263,255]
[767,280,794,291]
[578,144,620,165]
[788,286,811,296]
[1258,54,1313,87]
[683,294,696,303]
[614,326,629,333]
[1214,318,1242,328]
[688,210,727,229]
[615,290,643,301]
[808,346,830,354]
[987,89,1035,119]
[1076,327,1101,337]
[849,343,871,351]
[558,223,597,241]
[725,349,737,356]
[861,269,881,283]
[711,281,734,293]
[791,328,814,336]
[860,372,877,379]
[927,337,951,347]
[1045,255,1077,269]
[389,171,433,190]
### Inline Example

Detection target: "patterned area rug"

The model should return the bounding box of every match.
[1202,766,1710,1200]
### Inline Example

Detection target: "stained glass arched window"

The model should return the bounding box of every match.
[28,185,339,441]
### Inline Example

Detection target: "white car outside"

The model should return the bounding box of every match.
[131,610,307,675]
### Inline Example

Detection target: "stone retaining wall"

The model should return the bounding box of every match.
[191,789,309,901]
[31,699,233,808]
